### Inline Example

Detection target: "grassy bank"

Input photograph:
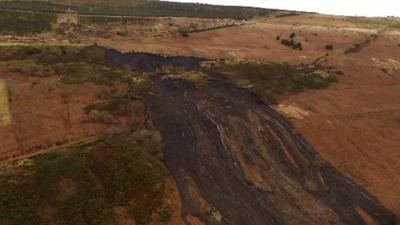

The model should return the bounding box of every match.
[0,45,131,86]
[214,61,337,104]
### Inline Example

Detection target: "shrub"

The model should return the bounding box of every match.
[292,42,303,51]
[325,44,334,50]
[159,207,173,222]
[179,29,189,37]
[281,38,294,47]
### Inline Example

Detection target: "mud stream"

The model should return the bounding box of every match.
[108,51,399,225]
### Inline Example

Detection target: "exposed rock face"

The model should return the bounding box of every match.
[145,77,398,225]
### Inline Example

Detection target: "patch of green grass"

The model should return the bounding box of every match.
[0,45,107,65]
[0,10,55,35]
[57,62,128,85]
[0,45,130,86]
[2,60,55,77]
[215,61,337,104]
[0,130,168,225]
[93,133,167,195]
[159,207,173,222]
[0,1,276,19]
[0,148,114,225]
[129,207,147,225]
[164,71,211,85]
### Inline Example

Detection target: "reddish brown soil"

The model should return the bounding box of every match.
[283,34,400,215]
[0,68,107,161]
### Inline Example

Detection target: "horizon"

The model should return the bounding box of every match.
[163,0,399,17]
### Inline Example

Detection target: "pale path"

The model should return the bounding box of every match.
[0,79,10,126]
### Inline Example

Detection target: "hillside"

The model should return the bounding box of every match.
[0,4,399,225]
[0,0,279,18]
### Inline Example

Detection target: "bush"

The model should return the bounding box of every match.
[179,29,189,37]
[281,38,294,47]
[325,44,334,50]
[159,207,173,222]
[292,42,303,51]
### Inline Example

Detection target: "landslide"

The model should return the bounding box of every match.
[106,50,398,225]
[144,76,398,225]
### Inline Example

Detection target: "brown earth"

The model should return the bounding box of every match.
[0,67,107,160]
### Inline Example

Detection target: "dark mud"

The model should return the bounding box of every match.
[106,49,203,73]
[145,76,399,225]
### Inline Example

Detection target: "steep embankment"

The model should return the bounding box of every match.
[144,76,398,225]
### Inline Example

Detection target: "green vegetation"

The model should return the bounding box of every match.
[215,61,337,104]
[179,29,190,37]
[0,45,131,86]
[0,1,276,19]
[325,44,334,50]
[0,131,170,225]
[1,60,55,77]
[80,16,152,25]
[0,10,55,35]
[158,207,173,222]
[129,207,147,225]
[164,71,211,85]
[188,24,238,33]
